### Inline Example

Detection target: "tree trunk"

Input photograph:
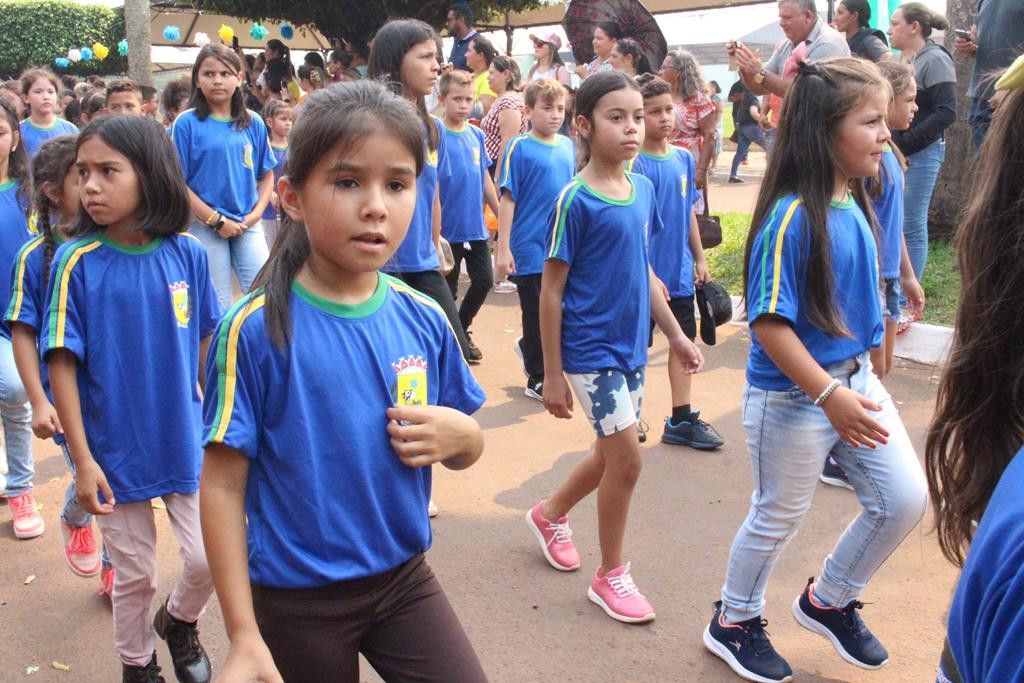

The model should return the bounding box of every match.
[124,0,152,86]
[929,0,975,239]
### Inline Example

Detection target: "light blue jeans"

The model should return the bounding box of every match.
[0,336,33,496]
[721,353,927,622]
[60,442,111,567]
[902,139,945,282]
[189,221,270,310]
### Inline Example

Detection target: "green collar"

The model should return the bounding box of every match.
[830,195,855,209]
[292,272,388,318]
[0,180,15,192]
[96,231,163,254]
[577,175,636,206]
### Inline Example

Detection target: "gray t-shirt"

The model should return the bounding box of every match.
[969,0,1024,100]
[765,17,851,75]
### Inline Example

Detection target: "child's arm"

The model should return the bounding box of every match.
[495,192,516,281]
[688,208,711,286]
[244,170,275,229]
[650,268,704,373]
[540,259,573,419]
[186,188,244,239]
[898,236,925,317]
[10,323,61,439]
[201,443,284,683]
[432,183,442,248]
[49,349,114,514]
[385,405,484,471]
[483,173,500,218]
[198,334,211,394]
[752,315,889,448]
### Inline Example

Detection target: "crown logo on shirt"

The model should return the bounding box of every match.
[393,355,428,407]
[392,355,428,373]
[169,281,191,328]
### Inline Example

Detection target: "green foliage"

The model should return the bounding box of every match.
[197,0,541,49]
[0,0,126,77]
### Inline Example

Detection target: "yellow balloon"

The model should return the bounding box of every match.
[218,24,234,43]
[92,42,109,60]
[995,54,1024,91]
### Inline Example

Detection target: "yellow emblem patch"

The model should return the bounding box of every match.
[680,174,688,195]
[169,281,191,328]
[427,148,438,168]
[393,355,428,407]
[473,146,481,166]
[242,143,254,170]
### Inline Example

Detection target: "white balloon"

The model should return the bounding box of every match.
[194,32,210,47]
[68,48,82,63]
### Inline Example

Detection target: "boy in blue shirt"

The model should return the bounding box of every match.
[495,79,575,400]
[631,75,723,449]
[438,71,500,362]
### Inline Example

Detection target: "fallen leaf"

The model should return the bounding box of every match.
[52,662,70,672]
[49,476,61,482]
[23,575,35,585]
[151,501,166,510]
[26,665,39,674]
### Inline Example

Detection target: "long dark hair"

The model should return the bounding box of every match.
[573,70,640,169]
[31,135,77,286]
[71,116,191,238]
[742,57,888,338]
[926,87,1024,567]
[368,19,440,152]
[614,38,652,75]
[252,81,425,347]
[0,98,31,210]
[840,0,872,28]
[188,44,253,130]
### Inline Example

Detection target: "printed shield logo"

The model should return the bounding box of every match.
[392,355,428,406]
[169,281,191,328]
[427,148,438,168]
[473,146,481,166]
[243,143,254,169]
[680,174,688,195]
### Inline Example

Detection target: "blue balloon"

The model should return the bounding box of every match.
[280,23,294,40]
[118,39,129,57]
[54,57,70,68]
[80,47,94,61]
[162,25,181,41]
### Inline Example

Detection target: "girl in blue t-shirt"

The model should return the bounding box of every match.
[6,135,112,588]
[44,116,219,680]
[173,43,277,310]
[0,97,39,538]
[703,59,928,683]
[200,81,487,683]
[367,19,473,364]
[18,68,78,161]
[259,99,292,250]
[526,72,703,625]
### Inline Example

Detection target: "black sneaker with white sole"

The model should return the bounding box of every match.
[464,332,483,363]
[820,456,854,490]
[525,376,544,402]
[703,600,793,683]
[792,577,889,669]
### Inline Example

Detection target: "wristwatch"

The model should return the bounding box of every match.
[754,69,767,85]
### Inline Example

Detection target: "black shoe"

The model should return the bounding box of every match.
[728,176,744,184]
[661,412,724,449]
[525,376,543,402]
[464,332,483,363]
[122,652,165,683]
[703,601,793,682]
[820,456,854,490]
[513,336,527,377]
[152,599,211,683]
[792,577,889,669]
[637,419,649,443]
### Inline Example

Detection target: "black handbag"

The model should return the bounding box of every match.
[696,186,722,249]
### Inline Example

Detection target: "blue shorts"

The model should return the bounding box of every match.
[566,368,645,438]
[882,278,901,322]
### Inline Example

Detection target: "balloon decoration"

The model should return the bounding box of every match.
[68,48,82,63]
[92,42,109,60]
[250,23,269,41]
[118,39,128,56]
[80,47,94,61]
[280,23,294,40]
[194,32,211,47]
[218,24,234,43]
[163,25,181,42]
[54,57,70,68]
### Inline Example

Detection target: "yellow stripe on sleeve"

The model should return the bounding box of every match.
[768,200,803,314]
[7,236,44,321]
[54,241,102,347]
[212,293,266,443]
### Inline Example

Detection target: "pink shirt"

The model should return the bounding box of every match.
[668,92,716,154]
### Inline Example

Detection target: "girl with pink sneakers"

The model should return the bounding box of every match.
[526,71,703,624]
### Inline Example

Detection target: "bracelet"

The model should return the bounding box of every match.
[813,379,842,407]
[205,210,221,227]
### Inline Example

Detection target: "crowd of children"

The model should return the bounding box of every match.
[0,13,1020,683]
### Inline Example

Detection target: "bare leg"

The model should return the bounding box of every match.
[668,347,693,407]
[882,320,897,378]
[595,426,643,571]
[541,444,604,521]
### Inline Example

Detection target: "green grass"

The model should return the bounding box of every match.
[704,212,960,326]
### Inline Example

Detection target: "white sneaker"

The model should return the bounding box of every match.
[428,499,439,518]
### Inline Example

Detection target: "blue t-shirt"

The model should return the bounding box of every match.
[629,148,699,298]
[203,272,485,588]
[872,147,904,280]
[261,144,288,221]
[0,181,32,340]
[19,119,78,161]
[171,110,277,223]
[499,133,575,276]
[546,174,660,374]
[41,232,221,503]
[746,195,884,390]
[385,118,445,274]
[944,444,1024,683]
[439,124,489,243]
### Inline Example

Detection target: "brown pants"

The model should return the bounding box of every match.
[252,554,487,682]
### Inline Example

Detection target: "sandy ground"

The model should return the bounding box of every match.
[0,276,957,681]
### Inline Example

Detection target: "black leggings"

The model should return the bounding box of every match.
[510,273,543,380]
[444,240,493,333]
[393,269,471,356]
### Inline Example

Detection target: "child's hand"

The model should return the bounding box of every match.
[654,276,670,302]
[669,335,704,373]
[821,385,889,449]
[901,275,925,318]
[494,247,516,282]
[543,372,573,419]
[218,221,245,239]
[30,400,61,440]
[695,261,711,287]
[386,405,482,468]
[75,460,115,515]
[215,634,283,683]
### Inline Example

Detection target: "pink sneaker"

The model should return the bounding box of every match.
[99,566,115,598]
[60,522,101,577]
[525,501,580,571]
[587,563,656,623]
[9,491,44,539]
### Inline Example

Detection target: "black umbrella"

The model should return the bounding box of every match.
[562,0,668,71]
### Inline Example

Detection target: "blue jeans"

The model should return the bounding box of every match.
[60,442,111,566]
[720,353,927,622]
[0,336,33,496]
[968,97,993,152]
[902,140,945,283]
[189,221,270,310]
[730,124,769,178]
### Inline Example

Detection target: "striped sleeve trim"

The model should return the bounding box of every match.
[499,134,528,186]
[6,235,45,323]
[755,198,802,316]
[546,180,584,259]
[384,275,472,369]
[47,239,102,349]
[207,291,267,443]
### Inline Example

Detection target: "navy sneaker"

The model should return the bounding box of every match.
[703,600,793,683]
[525,377,544,402]
[662,412,724,449]
[820,456,854,490]
[792,577,889,670]
[464,332,483,364]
